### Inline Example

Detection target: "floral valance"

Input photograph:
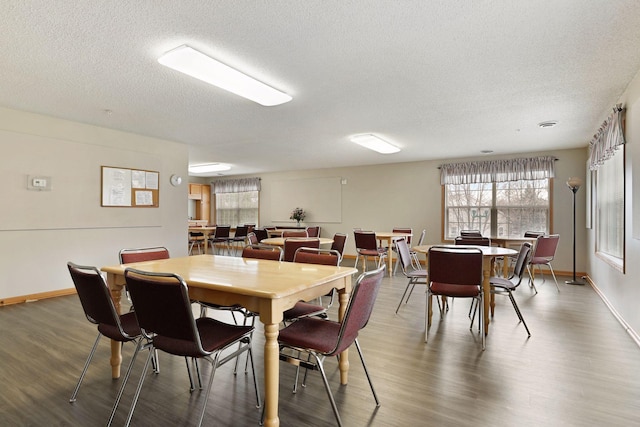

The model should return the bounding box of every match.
[211,177,261,194]
[588,105,625,171]
[440,156,556,185]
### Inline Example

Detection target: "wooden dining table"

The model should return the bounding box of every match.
[412,244,517,335]
[102,254,357,427]
[188,226,216,254]
[375,231,413,276]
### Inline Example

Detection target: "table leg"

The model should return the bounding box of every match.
[108,274,123,379]
[482,258,491,335]
[263,322,280,427]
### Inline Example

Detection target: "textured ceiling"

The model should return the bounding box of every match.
[3,1,640,176]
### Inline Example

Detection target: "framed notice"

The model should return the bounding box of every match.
[101,166,160,207]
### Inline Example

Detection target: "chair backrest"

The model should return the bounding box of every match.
[306,226,320,237]
[214,225,231,238]
[242,244,283,261]
[532,234,560,260]
[512,242,532,283]
[330,233,348,259]
[234,225,249,238]
[253,228,269,242]
[394,238,414,273]
[428,246,483,287]
[67,262,131,338]
[524,231,545,238]
[282,230,308,238]
[454,236,491,246]
[124,268,207,357]
[354,230,378,251]
[392,227,412,245]
[283,238,320,262]
[119,246,170,264]
[327,266,385,356]
[415,229,426,246]
[293,247,340,266]
[460,230,482,237]
[246,232,259,245]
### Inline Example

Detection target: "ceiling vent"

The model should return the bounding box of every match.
[538,120,558,128]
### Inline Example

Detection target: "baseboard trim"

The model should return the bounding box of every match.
[0,288,76,306]
[585,275,640,348]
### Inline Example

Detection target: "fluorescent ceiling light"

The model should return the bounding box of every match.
[158,45,292,107]
[350,134,400,154]
[189,163,231,173]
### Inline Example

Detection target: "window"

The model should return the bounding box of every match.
[589,105,625,271]
[211,177,261,227]
[215,191,259,227]
[444,179,550,239]
[595,146,624,267]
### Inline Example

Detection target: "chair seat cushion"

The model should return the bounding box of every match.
[99,311,141,341]
[430,282,480,297]
[283,301,326,321]
[530,256,551,265]
[406,269,428,278]
[489,276,517,291]
[278,317,344,355]
[153,317,253,357]
[357,248,387,256]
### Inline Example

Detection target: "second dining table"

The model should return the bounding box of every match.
[102,254,357,427]
[412,244,517,335]
[375,231,413,276]
[260,236,334,247]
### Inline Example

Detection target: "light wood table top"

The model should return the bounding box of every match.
[261,237,334,247]
[102,255,357,427]
[375,231,413,276]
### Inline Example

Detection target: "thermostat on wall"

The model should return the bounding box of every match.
[27,175,52,191]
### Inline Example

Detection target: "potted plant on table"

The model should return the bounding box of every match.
[290,207,306,227]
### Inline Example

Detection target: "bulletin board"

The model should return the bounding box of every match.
[101,166,159,207]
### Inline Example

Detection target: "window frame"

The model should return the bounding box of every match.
[213,190,260,227]
[441,178,553,241]
[594,146,625,272]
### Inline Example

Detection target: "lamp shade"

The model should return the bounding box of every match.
[566,176,582,190]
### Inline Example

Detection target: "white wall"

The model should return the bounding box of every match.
[225,146,587,274]
[0,107,188,300]
[587,68,640,336]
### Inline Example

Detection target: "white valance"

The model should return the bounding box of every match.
[440,156,556,185]
[588,105,625,171]
[211,177,261,193]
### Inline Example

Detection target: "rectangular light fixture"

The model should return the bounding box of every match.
[189,163,231,173]
[158,45,292,107]
[350,134,400,154]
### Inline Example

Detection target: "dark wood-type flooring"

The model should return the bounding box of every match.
[1,265,640,426]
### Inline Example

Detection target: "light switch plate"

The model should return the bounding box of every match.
[27,175,52,191]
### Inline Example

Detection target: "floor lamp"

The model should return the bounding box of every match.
[566,177,585,285]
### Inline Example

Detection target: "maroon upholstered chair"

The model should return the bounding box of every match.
[353,230,387,271]
[454,236,491,246]
[67,262,144,426]
[305,226,320,237]
[246,231,259,245]
[283,237,320,262]
[252,228,269,242]
[276,266,385,426]
[427,246,485,349]
[394,238,429,314]
[242,244,283,261]
[524,231,545,238]
[330,233,348,264]
[460,229,482,237]
[527,234,560,292]
[119,246,169,264]
[120,268,260,427]
[282,230,308,238]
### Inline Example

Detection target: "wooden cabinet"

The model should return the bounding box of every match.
[189,183,202,200]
